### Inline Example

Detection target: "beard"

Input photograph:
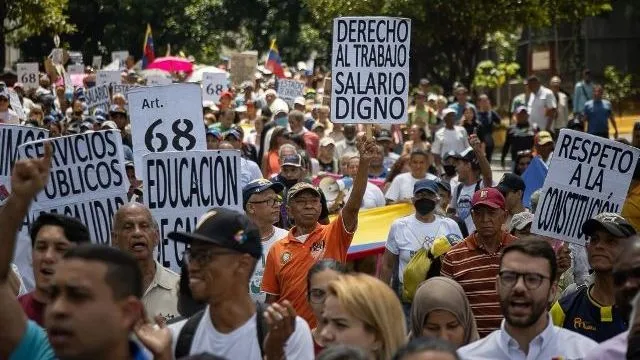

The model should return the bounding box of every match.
[500,295,549,328]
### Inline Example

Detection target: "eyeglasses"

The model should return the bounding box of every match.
[183,247,237,264]
[248,196,282,207]
[613,267,640,287]
[309,288,328,304]
[499,270,549,290]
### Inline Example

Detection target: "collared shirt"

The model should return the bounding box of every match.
[574,81,594,114]
[527,86,557,129]
[458,316,598,360]
[441,232,517,337]
[585,330,628,360]
[143,260,180,322]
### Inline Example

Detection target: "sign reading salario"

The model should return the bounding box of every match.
[142,150,241,272]
[331,17,411,124]
[531,129,640,245]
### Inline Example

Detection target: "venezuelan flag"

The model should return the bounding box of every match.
[265,39,285,78]
[142,24,155,69]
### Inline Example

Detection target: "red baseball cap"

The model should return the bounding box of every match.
[471,188,505,210]
[220,91,233,99]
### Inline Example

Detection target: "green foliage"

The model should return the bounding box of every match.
[473,60,520,90]
[4,0,75,41]
[603,65,635,116]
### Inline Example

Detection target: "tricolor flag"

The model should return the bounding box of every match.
[142,24,155,69]
[265,39,285,78]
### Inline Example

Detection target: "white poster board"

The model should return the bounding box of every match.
[532,129,640,245]
[142,150,241,272]
[97,70,122,87]
[92,55,103,70]
[331,17,411,124]
[201,72,227,103]
[111,50,129,68]
[230,51,258,85]
[0,124,49,204]
[128,83,206,178]
[277,79,305,108]
[85,84,111,112]
[67,64,85,74]
[146,76,172,87]
[17,130,129,245]
[17,63,39,90]
[7,89,26,121]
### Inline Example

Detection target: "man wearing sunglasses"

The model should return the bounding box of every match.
[459,239,597,359]
[551,212,637,342]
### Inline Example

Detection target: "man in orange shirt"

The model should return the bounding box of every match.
[261,135,378,327]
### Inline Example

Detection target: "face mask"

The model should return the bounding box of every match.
[414,198,436,216]
[275,116,288,127]
[443,164,456,177]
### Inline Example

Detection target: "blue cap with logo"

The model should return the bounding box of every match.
[413,179,439,195]
[242,178,284,210]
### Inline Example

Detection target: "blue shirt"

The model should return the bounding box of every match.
[10,320,54,360]
[584,99,612,135]
[448,102,476,121]
[574,81,594,113]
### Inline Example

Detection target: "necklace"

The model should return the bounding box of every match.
[261,227,275,241]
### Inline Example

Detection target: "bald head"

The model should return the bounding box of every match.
[112,203,158,261]
[113,202,154,231]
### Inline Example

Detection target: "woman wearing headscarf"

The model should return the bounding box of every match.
[409,276,479,348]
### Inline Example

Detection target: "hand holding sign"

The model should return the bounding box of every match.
[11,142,52,199]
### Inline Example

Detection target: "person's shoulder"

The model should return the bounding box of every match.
[425,173,438,181]
[10,320,55,360]
[457,330,500,357]
[392,214,414,226]
[156,262,180,287]
[555,326,599,346]
[394,172,411,181]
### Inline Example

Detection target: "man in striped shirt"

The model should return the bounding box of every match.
[441,187,517,337]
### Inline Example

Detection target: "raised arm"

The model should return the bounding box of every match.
[342,136,378,232]
[469,134,492,186]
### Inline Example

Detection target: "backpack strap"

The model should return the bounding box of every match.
[455,182,464,203]
[174,309,206,359]
[256,301,270,358]
[475,179,482,192]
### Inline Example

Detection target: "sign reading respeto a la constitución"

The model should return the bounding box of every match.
[331,17,411,124]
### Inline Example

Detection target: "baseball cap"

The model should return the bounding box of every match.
[287,182,321,203]
[320,137,336,147]
[497,173,526,194]
[203,100,219,111]
[582,212,636,238]
[242,178,285,210]
[441,108,456,119]
[419,78,430,85]
[220,91,233,99]
[206,128,222,140]
[415,90,426,97]
[427,94,438,102]
[294,96,306,106]
[101,120,118,130]
[13,82,24,89]
[223,128,242,140]
[471,188,505,210]
[109,105,127,115]
[413,179,439,195]
[449,147,476,162]
[436,179,451,194]
[376,129,393,142]
[43,115,56,124]
[168,208,262,259]
[312,122,326,131]
[282,154,303,168]
[265,89,277,97]
[241,81,253,90]
[536,131,553,146]
[124,161,135,169]
[509,211,534,233]
[516,106,528,114]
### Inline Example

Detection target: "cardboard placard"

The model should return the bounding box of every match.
[201,72,227,103]
[277,79,305,108]
[17,63,39,90]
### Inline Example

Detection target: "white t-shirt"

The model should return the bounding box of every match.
[250,226,288,303]
[449,179,495,233]
[344,182,385,209]
[431,126,469,158]
[386,214,463,283]
[385,172,438,202]
[527,86,557,129]
[169,306,314,359]
[0,109,20,124]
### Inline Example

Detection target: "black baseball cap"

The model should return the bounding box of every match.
[436,179,451,194]
[449,147,478,163]
[168,208,262,259]
[413,179,439,195]
[242,178,284,210]
[376,129,393,142]
[497,173,526,194]
[281,154,303,168]
[582,212,636,238]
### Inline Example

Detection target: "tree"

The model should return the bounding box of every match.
[603,65,635,117]
[2,0,74,67]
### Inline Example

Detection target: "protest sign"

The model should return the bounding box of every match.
[97,70,122,87]
[67,64,85,74]
[230,51,258,85]
[201,72,227,103]
[111,50,129,68]
[17,130,129,245]
[113,83,137,96]
[51,48,64,65]
[146,76,172,86]
[0,124,49,204]
[128,83,206,178]
[7,89,26,122]
[92,55,103,69]
[63,73,74,95]
[142,150,241,271]
[85,84,111,112]
[532,129,640,245]
[17,63,39,90]
[331,17,411,124]
[277,79,305,108]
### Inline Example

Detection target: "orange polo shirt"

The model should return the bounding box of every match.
[261,213,355,328]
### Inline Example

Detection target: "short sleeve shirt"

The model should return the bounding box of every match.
[261,213,355,328]
[9,320,54,360]
[584,99,612,135]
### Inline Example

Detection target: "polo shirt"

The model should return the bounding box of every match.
[550,284,627,343]
[261,213,355,328]
[527,86,557,130]
[441,231,517,337]
[143,260,180,322]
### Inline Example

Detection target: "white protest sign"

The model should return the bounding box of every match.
[63,73,74,95]
[111,50,129,68]
[7,89,26,122]
[277,79,305,108]
[532,129,640,245]
[0,124,48,204]
[17,63,39,90]
[128,83,206,178]
[331,17,411,124]
[146,76,172,87]
[67,64,85,74]
[85,85,111,112]
[17,130,129,245]
[201,72,227,103]
[113,83,137,96]
[51,48,64,65]
[92,55,103,69]
[230,51,258,85]
[142,150,241,272]
[97,70,122,87]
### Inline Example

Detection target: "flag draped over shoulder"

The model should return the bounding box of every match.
[265,39,285,78]
[142,24,155,69]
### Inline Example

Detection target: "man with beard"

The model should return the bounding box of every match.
[112,202,180,321]
[551,213,636,342]
[458,239,597,359]
[585,235,640,359]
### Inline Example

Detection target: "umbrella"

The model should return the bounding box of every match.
[147,56,193,73]
[186,65,229,83]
